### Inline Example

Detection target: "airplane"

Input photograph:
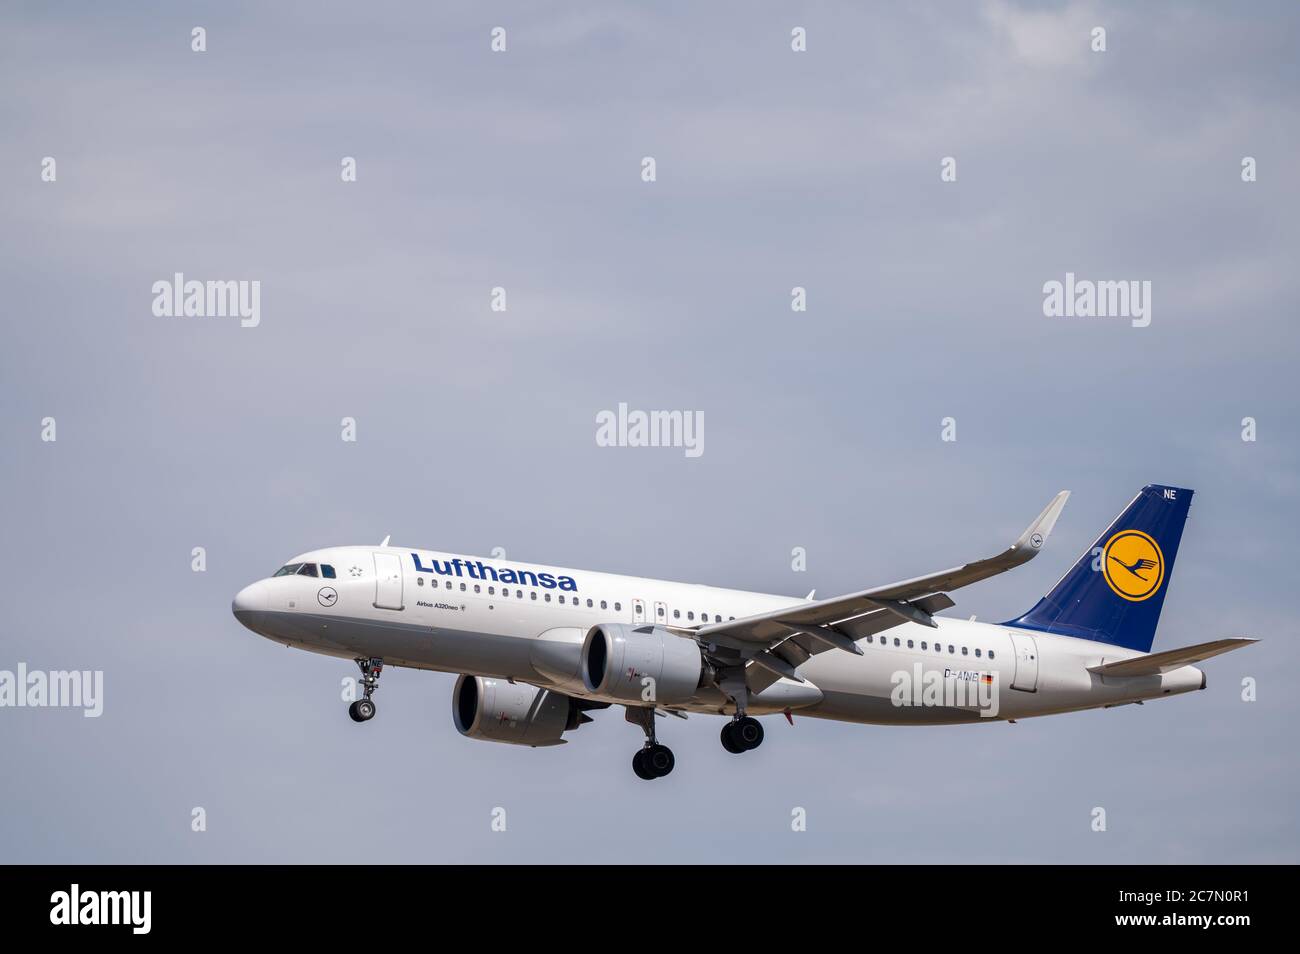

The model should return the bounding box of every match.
[231,484,1256,780]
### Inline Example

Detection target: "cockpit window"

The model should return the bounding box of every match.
[296,563,319,577]
[321,564,337,579]
[273,563,303,577]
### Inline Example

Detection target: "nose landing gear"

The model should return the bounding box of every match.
[348,657,383,722]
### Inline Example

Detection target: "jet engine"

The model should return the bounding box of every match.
[581,623,705,705]
[452,675,592,747]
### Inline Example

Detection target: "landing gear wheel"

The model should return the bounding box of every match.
[722,716,763,752]
[735,716,763,750]
[632,749,655,780]
[348,699,376,722]
[633,744,674,779]
[720,721,744,754]
[645,743,674,777]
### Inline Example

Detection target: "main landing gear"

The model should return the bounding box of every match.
[716,669,763,754]
[626,707,675,780]
[720,715,764,754]
[348,656,383,723]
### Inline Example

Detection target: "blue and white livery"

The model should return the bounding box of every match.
[232,485,1256,779]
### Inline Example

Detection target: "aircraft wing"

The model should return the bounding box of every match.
[1087,637,1258,677]
[688,491,1070,690]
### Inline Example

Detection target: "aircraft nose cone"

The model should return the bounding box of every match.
[232,580,268,625]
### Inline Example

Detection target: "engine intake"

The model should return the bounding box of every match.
[453,675,586,747]
[581,623,705,705]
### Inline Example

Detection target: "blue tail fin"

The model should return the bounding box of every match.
[1005,484,1193,652]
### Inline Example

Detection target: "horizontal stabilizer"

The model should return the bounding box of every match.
[1088,637,1258,677]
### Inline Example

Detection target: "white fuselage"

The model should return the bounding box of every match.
[232,545,1205,725]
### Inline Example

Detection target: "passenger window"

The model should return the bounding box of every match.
[417,578,424,586]
[600,600,607,610]
[948,645,955,654]
[321,564,336,579]
[961,646,968,656]
[545,593,551,602]
[474,584,480,593]
[989,650,995,659]
[687,612,695,621]
[614,602,621,611]
[975,648,981,658]
[558,595,565,604]
[531,592,537,601]
[657,605,664,617]
[297,563,318,577]
[586,599,593,608]
[460,583,466,592]
[446,581,452,590]
[907,639,914,649]
[488,586,495,595]
[893,638,900,647]
[921,641,928,650]
[517,591,522,599]
[673,609,680,619]
[714,615,721,622]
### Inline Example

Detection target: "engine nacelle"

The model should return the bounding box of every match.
[452,675,583,747]
[581,623,705,705]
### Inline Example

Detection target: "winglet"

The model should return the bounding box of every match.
[1014,490,1069,556]
[379,534,391,547]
